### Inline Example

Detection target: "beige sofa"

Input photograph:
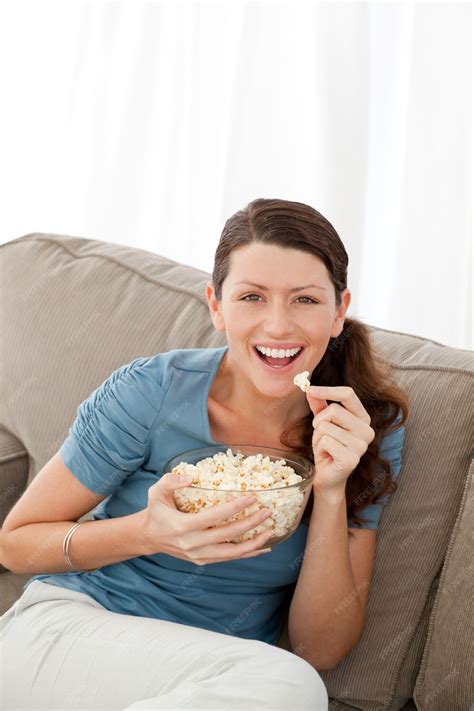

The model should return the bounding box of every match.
[1,233,472,711]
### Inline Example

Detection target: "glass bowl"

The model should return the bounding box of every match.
[163,445,315,548]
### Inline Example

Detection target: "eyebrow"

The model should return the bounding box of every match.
[232,281,327,292]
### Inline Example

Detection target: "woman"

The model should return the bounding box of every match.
[0,198,408,710]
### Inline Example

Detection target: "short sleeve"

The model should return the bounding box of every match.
[349,410,405,530]
[60,357,165,496]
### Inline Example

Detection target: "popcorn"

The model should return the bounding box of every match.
[171,448,305,544]
[293,370,311,392]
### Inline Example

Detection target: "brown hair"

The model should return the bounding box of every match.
[211,197,409,539]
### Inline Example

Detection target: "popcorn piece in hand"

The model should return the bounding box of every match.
[293,370,311,392]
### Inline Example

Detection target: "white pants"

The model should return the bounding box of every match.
[0,580,328,710]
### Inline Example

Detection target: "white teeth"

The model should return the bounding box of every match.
[255,346,302,358]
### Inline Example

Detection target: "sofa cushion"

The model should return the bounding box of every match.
[0,233,472,709]
[328,700,417,711]
[0,233,225,487]
[0,571,32,616]
[413,459,474,711]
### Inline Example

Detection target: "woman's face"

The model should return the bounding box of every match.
[206,242,351,403]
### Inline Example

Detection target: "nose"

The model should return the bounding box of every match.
[264,302,294,336]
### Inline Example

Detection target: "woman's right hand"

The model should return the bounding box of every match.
[138,471,275,565]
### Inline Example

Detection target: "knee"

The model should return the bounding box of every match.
[242,643,328,710]
[273,650,328,710]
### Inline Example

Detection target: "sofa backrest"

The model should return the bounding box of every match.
[1,233,472,710]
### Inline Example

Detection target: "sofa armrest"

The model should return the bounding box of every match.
[0,428,29,573]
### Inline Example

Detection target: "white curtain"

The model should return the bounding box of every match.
[0,0,471,349]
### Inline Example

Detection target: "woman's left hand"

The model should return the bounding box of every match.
[306,386,375,495]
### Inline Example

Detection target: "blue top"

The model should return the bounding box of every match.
[25,346,405,645]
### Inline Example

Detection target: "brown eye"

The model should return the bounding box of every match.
[240,294,319,304]
[297,297,319,304]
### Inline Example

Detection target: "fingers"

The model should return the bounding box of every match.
[165,489,277,564]
[182,523,275,566]
[200,506,273,547]
[239,546,273,559]
[217,527,275,558]
[188,493,259,530]
[191,526,274,564]
[184,530,275,565]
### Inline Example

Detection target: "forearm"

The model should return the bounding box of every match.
[288,488,364,671]
[1,509,149,575]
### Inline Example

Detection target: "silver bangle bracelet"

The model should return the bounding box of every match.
[63,522,100,573]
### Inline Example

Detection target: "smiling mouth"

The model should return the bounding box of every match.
[253,346,305,369]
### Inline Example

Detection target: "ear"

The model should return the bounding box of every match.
[205,281,226,332]
[330,288,351,339]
